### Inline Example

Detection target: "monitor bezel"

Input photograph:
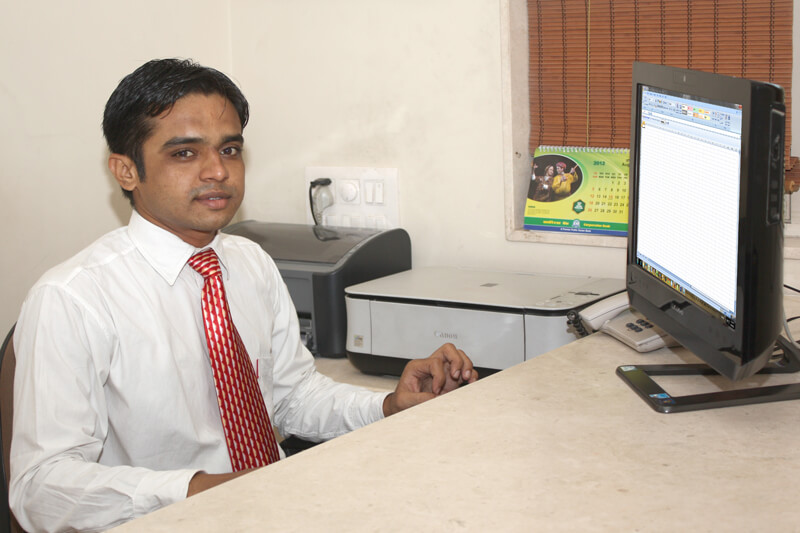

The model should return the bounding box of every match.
[626,62,785,381]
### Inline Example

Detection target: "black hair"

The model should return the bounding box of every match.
[102,58,249,204]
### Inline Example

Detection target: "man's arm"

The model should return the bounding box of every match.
[11,286,198,532]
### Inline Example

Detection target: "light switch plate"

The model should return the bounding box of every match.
[305,167,399,229]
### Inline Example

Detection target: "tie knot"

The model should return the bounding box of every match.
[188,249,222,279]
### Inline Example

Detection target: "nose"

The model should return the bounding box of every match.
[202,151,228,181]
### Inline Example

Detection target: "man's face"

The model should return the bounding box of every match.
[121,93,245,247]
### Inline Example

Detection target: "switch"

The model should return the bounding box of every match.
[364,182,375,204]
[305,166,399,228]
[339,180,359,204]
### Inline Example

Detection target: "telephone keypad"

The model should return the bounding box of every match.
[625,318,656,333]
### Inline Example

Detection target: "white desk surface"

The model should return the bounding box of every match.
[113,312,800,532]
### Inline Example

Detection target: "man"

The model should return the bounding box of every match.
[10,59,476,532]
[552,161,579,200]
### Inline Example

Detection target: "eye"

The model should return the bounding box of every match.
[172,149,195,159]
[221,146,242,157]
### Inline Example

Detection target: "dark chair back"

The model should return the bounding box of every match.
[1,325,23,533]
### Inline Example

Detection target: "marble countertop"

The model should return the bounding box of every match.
[113,329,800,532]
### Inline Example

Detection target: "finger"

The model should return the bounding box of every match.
[454,348,476,382]
[457,349,478,383]
[425,355,447,395]
[437,343,472,381]
[400,357,445,395]
[448,347,478,384]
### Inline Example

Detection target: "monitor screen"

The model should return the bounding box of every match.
[635,86,743,328]
[626,62,785,383]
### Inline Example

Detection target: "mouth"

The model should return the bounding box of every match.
[194,190,233,210]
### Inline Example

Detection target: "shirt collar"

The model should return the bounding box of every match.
[127,210,230,285]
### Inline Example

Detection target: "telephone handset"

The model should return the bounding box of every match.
[575,292,678,352]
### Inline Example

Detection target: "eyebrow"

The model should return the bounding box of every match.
[160,134,244,150]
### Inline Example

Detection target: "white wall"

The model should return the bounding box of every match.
[230,0,626,271]
[1,0,798,331]
[0,0,233,330]
[232,1,534,264]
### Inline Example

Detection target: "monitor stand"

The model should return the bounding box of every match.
[616,335,800,413]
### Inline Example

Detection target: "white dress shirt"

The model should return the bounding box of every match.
[10,211,388,532]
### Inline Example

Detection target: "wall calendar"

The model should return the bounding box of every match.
[524,145,629,236]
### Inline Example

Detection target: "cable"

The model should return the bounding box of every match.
[782,285,800,349]
[566,309,589,338]
[784,310,799,348]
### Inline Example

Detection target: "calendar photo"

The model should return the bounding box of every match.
[524,146,629,236]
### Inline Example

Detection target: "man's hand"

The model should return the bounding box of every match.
[383,343,478,416]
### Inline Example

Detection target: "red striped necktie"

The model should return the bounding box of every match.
[188,249,281,470]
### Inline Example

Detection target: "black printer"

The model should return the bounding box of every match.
[223,220,411,357]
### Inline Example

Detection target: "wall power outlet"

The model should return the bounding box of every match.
[305,166,399,229]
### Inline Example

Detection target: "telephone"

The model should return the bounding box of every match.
[571,292,678,352]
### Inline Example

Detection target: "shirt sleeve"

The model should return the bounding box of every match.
[10,284,198,533]
[260,255,390,441]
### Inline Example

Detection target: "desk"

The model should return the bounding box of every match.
[113,323,800,531]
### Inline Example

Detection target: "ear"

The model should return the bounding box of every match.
[108,154,140,193]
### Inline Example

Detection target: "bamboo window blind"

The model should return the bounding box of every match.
[527,0,797,188]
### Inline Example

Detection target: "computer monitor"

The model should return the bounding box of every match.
[618,62,800,413]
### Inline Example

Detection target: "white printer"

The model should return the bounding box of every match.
[345,267,624,375]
